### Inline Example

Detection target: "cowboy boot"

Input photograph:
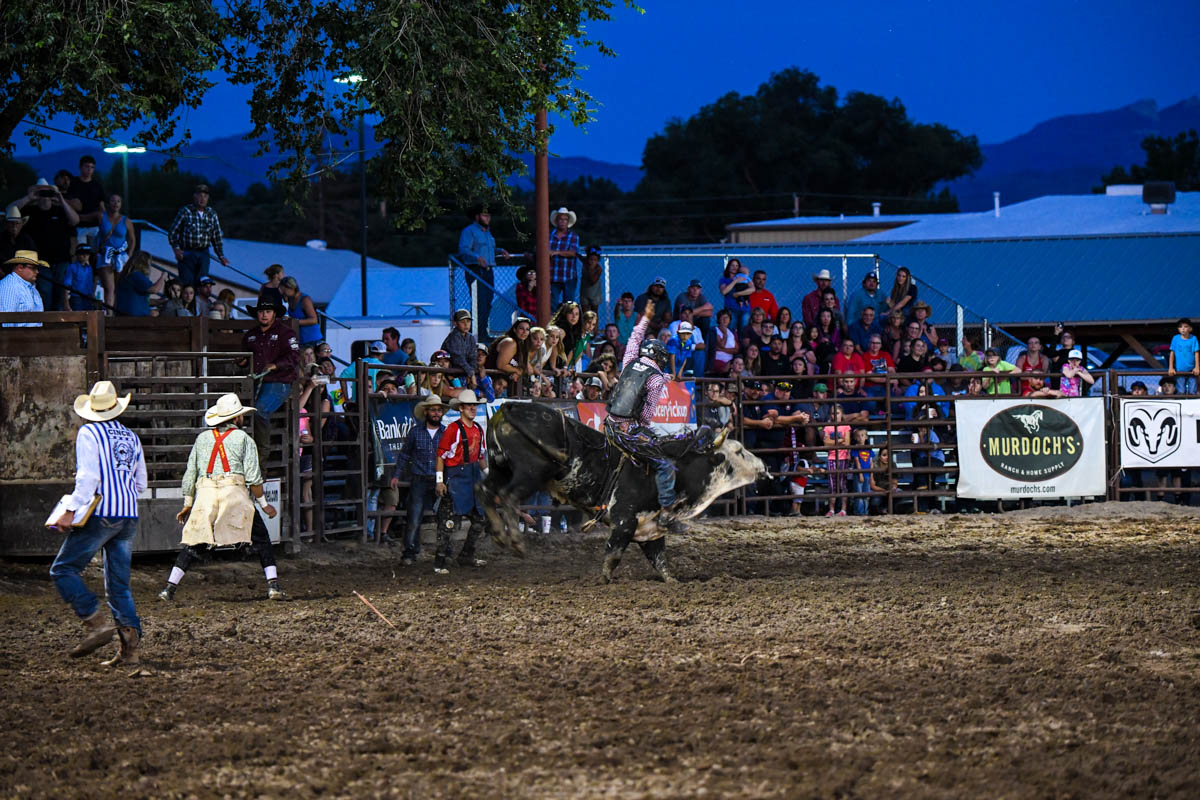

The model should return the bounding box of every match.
[70,609,116,658]
[267,580,289,601]
[101,626,140,667]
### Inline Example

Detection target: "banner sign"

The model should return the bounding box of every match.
[652,381,696,433]
[954,398,1105,499]
[1120,398,1200,468]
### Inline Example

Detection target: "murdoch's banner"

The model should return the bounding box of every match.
[1119,398,1200,468]
[955,398,1105,499]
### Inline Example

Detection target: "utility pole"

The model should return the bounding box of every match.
[535,108,550,325]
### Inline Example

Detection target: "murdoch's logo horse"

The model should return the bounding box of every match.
[1124,402,1181,464]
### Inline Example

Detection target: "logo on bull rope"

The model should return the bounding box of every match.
[1123,401,1181,464]
[978,404,1082,481]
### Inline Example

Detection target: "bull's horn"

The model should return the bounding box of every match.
[712,428,728,449]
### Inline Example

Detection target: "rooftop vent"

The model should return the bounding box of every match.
[1142,181,1176,214]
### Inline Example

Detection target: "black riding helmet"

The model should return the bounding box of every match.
[639,338,670,369]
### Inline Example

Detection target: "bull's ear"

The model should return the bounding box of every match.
[708,453,726,466]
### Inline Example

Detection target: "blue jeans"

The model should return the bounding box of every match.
[177,249,211,287]
[50,516,141,634]
[550,276,577,310]
[255,381,292,419]
[1176,375,1197,395]
[850,471,871,516]
[404,476,437,558]
[655,460,676,508]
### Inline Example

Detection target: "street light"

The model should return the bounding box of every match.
[102,144,147,213]
[335,74,368,316]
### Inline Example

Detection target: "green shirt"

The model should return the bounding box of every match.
[182,425,262,502]
[983,360,1017,394]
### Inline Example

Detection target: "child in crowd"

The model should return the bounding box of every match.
[822,405,851,517]
[1059,348,1094,397]
[64,244,96,310]
[849,428,874,516]
[1168,317,1199,395]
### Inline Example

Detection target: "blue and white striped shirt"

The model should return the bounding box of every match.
[67,421,147,519]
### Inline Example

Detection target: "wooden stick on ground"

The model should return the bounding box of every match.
[353,591,398,630]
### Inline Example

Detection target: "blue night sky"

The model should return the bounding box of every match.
[14,0,1200,166]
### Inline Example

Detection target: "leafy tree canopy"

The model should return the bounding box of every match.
[2,0,639,230]
[634,68,982,238]
[1100,130,1200,191]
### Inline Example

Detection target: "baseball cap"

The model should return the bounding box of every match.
[1068,348,1083,360]
[194,184,211,194]
[586,376,603,388]
[369,340,386,353]
[587,245,602,256]
[864,271,879,281]
[745,380,762,389]
[813,382,828,392]
[452,308,472,322]
[775,380,794,391]
[652,276,667,287]
[378,376,399,390]
[688,279,702,288]
[476,343,489,353]
[432,349,451,360]
[1130,380,1147,391]
[199,276,215,285]
[678,321,694,334]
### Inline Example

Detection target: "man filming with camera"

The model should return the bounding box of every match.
[14,178,78,311]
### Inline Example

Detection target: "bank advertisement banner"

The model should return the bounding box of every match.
[1120,398,1200,468]
[954,398,1105,499]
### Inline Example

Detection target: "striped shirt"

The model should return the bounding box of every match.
[67,421,148,519]
[0,270,44,326]
[620,315,668,427]
[549,230,580,282]
[168,204,226,258]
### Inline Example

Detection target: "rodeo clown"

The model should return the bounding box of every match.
[433,389,489,574]
[604,300,714,534]
[157,393,288,601]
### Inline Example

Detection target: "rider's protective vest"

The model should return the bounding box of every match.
[606,359,657,420]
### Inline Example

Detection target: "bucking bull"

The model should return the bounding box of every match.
[480,403,767,582]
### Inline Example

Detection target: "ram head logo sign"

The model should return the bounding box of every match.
[1125,402,1181,464]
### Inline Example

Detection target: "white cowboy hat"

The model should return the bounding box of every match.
[204,393,256,426]
[450,389,485,408]
[550,207,577,228]
[5,203,27,224]
[73,381,132,422]
[813,268,832,280]
[413,395,448,418]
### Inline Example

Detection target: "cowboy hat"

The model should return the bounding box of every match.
[3,249,40,268]
[5,204,27,224]
[912,300,932,313]
[204,393,255,426]
[413,395,448,418]
[450,389,485,408]
[73,381,132,422]
[247,295,285,314]
[550,207,577,228]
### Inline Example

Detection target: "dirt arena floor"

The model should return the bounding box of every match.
[3,502,1200,798]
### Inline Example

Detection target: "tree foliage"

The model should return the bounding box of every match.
[1100,130,1200,191]
[2,0,637,231]
[0,0,224,150]
[634,68,983,240]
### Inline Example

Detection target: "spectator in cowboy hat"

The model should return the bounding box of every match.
[0,249,44,325]
[241,295,300,456]
[1,203,35,264]
[441,308,478,378]
[548,206,581,309]
[433,389,490,574]
[802,268,839,328]
[48,380,148,666]
[158,392,287,603]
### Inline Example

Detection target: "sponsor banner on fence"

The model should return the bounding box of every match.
[954,398,1105,499]
[1120,398,1200,468]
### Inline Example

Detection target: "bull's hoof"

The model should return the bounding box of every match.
[601,554,621,584]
